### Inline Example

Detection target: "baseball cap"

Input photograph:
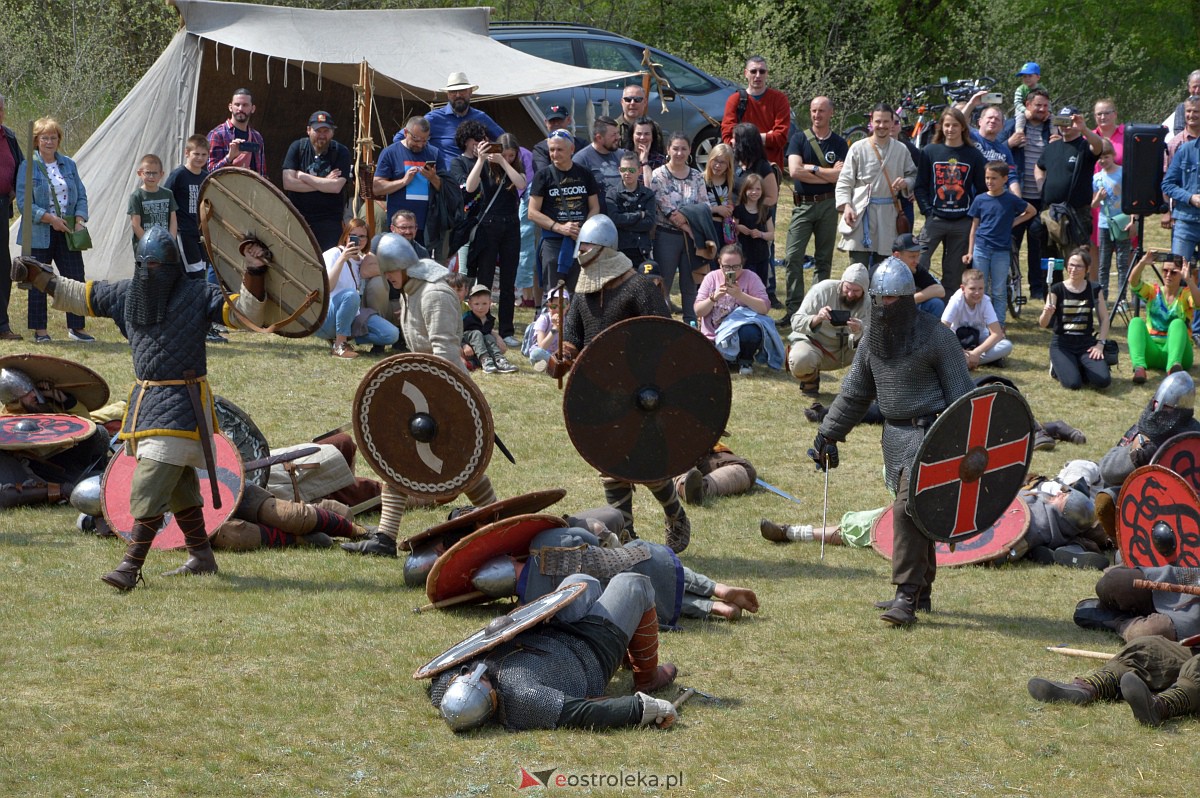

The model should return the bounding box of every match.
[1015,62,1041,76]
[468,284,491,298]
[545,105,569,121]
[1058,106,1080,118]
[892,233,920,253]
[308,111,335,129]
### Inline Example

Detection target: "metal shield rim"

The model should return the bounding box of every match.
[400,488,567,552]
[198,167,328,338]
[907,384,1034,543]
[412,580,589,680]
[0,353,110,411]
[353,353,494,501]
[213,395,271,489]
[425,513,567,605]
[562,316,732,483]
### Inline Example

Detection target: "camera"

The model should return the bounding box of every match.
[828,309,851,326]
[1154,251,1179,263]
[981,92,1003,105]
[484,142,503,154]
[1051,114,1074,127]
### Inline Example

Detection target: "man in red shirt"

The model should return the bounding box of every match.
[721,56,792,172]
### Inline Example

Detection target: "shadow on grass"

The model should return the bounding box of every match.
[683,553,879,582]
[216,573,413,593]
[0,533,77,548]
[925,608,1106,641]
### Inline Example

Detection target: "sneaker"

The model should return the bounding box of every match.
[532,358,548,373]
[331,342,359,359]
[769,296,785,310]
[34,334,52,344]
[0,330,22,341]
[502,335,520,348]
[481,356,498,373]
[211,323,229,334]
[206,329,228,343]
[339,531,397,557]
[1132,367,1147,384]
[494,356,518,373]
[738,361,753,376]
[68,329,95,342]
[369,344,386,355]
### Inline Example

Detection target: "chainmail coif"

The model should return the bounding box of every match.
[125,259,183,327]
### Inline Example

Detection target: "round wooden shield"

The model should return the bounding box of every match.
[563,317,731,483]
[0,353,110,411]
[0,413,96,453]
[413,581,588,680]
[425,513,567,605]
[101,433,244,551]
[354,353,494,502]
[1117,465,1200,568]
[871,495,1031,567]
[908,384,1034,544]
[400,488,567,553]
[1151,431,1200,494]
[213,395,271,489]
[198,167,328,338]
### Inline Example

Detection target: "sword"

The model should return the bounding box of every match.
[240,445,320,473]
[181,370,221,509]
[754,478,802,505]
[494,432,516,465]
[820,464,830,560]
[311,421,352,443]
[672,686,715,710]
[17,121,33,290]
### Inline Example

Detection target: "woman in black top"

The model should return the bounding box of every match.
[456,128,527,342]
[1038,247,1111,390]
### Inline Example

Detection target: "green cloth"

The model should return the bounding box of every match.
[838,506,887,548]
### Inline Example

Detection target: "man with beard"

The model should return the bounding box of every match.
[786,262,870,396]
[374,116,444,250]
[281,111,353,251]
[546,215,693,553]
[424,72,504,172]
[812,258,975,626]
[1099,372,1200,489]
[340,234,499,558]
[430,572,677,732]
[10,226,271,590]
[206,89,266,176]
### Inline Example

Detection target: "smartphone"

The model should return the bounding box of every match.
[1155,251,1179,263]
[238,141,260,153]
[485,143,503,154]
[348,235,362,248]
[828,309,851,326]
[424,160,436,168]
[1051,115,1074,127]
[981,92,1004,105]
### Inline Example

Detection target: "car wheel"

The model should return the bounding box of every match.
[691,127,720,171]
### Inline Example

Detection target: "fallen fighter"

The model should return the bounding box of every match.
[430,572,679,731]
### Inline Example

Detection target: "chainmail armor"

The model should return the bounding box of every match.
[821,311,975,491]
[537,542,652,579]
[562,272,670,351]
[429,627,613,731]
[867,294,919,359]
[1138,405,1200,447]
[125,260,184,327]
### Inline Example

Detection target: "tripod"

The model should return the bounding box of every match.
[1107,215,1154,329]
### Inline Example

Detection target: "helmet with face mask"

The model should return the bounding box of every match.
[866,257,919,358]
[1138,372,1196,444]
[573,214,619,266]
[439,661,497,731]
[127,226,184,325]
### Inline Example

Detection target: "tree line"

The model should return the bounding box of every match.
[0,0,1193,144]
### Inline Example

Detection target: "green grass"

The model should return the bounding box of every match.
[0,213,1189,798]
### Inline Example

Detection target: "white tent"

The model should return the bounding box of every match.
[16,0,634,280]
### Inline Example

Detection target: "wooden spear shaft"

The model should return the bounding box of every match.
[1133,578,1200,596]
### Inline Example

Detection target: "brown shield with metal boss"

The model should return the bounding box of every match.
[425,513,567,605]
[354,353,494,501]
[0,353,110,412]
[872,495,1030,566]
[0,414,96,454]
[413,580,589,680]
[102,433,245,550]
[213,395,271,489]
[1151,431,1200,494]
[563,317,731,483]
[400,488,567,553]
[198,167,328,337]
[907,384,1034,544]
[1117,465,1200,568]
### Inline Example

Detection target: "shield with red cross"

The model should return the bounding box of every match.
[907,384,1034,544]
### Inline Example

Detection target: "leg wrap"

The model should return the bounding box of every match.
[1080,670,1120,702]
[464,475,497,507]
[629,606,675,692]
[601,477,636,542]
[377,485,408,540]
[647,478,690,553]
[703,464,754,497]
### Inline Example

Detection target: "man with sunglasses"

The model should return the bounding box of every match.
[616,84,661,156]
[720,56,791,172]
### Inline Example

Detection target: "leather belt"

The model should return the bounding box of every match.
[886,414,938,429]
[794,192,835,205]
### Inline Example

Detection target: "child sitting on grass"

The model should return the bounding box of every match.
[523,286,569,373]
[462,284,517,373]
[941,268,1013,369]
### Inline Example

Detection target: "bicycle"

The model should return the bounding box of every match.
[1007,250,1026,319]
[842,76,997,148]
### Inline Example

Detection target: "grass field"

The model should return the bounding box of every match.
[1,211,1191,798]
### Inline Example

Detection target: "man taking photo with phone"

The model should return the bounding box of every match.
[375,116,444,250]
[206,89,266,176]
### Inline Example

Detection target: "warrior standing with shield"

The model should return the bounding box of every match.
[11,226,272,590]
[812,258,976,626]
[547,216,695,553]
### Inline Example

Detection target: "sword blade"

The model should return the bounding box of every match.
[311,421,352,443]
[754,478,803,505]
[820,465,830,560]
[494,432,516,465]
[241,445,320,473]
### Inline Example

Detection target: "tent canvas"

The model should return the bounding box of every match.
[10,0,635,281]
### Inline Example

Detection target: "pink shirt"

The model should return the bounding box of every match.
[696,268,768,340]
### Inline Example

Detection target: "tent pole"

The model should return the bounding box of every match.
[356,59,377,233]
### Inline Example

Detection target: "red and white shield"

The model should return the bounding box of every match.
[908,385,1034,544]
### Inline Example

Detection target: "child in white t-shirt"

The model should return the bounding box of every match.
[941,268,1013,369]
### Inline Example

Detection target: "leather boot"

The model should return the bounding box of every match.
[1073,598,1133,633]
[880,584,921,626]
[1027,678,1098,705]
[162,506,219,577]
[760,519,792,543]
[875,585,932,613]
[101,515,161,591]
[628,607,677,693]
[679,468,705,505]
[1121,672,1194,727]
[602,478,637,543]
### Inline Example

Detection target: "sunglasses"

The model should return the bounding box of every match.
[748,68,768,75]
[618,167,638,173]
[1163,268,1182,275]
[622,96,644,103]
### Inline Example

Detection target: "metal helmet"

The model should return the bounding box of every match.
[440,661,497,732]
[134,225,182,265]
[1152,371,1195,412]
[402,546,439,588]
[868,258,916,297]
[69,475,103,516]
[1061,489,1095,531]
[471,556,517,598]
[573,214,619,261]
[376,233,419,275]
[0,368,41,406]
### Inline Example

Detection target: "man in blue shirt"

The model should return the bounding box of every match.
[374,116,443,248]
[424,71,504,171]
